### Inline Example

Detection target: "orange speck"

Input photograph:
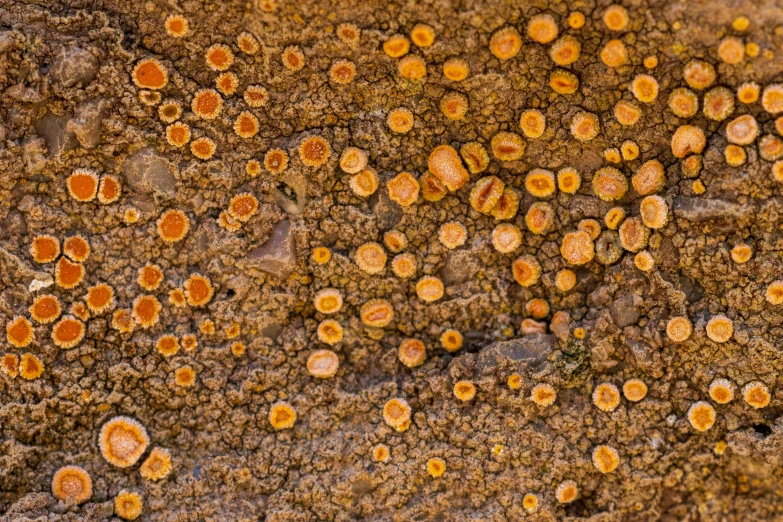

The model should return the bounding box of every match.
[132,295,162,329]
[191,89,223,120]
[164,15,189,38]
[156,335,179,357]
[30,235,60,263]
[299,136,332,167]
[184,274,214,307]
[85,283,115,314]
[63,235,90,262]
[156,210,189,243]
[29,295,61,324]
[234,112,259,139]
[228,193,259,222]
[19,353,44,380]
[138,264,164,291]
[205,44,234,71]
[7,316,34,348]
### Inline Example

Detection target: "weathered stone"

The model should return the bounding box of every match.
[246,220,297,280]
[67,98,105,148]
[121,147,177,198]
[673,197,753,222]
[49,46,98,87]
[609,293,641,328]
[33,112,77,158]
[476,334,555,371]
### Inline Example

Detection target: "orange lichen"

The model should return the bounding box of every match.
[623,378,648,402]
[726,114,759,145]
[111,309,135,333]
[140,447,172,481]
[372,444,390,463]
[230,342,246,356]
[55,257,85,289]
[67,169,99,202]
[246,159,262,178]
[603,4,629,31]
[313,288,343,314]
[52,465,92,504]
[492,223,522,253]
[523,493,539,513]
[683,60,716,90]
[592,445,620,474]
[229,102,260,132]
[459,142,489,175]
[556,481,579,504]
[528,13,558,44]
[183,274,213,307]
[743,382,771,409]
[718,36,745,64]
[137,265,164,291]
[61,236,89,264]
[30,234,60,263]
[398,55,427,79]
[190,137,216,159]
[639,195,669,229]
[156,210,189,243]
[630,74,659,103]
[349,168,379,197]
[307,349,340,378]
[114,491,143,520]
[383,230,408,252]
[554,167,580,194]
[507,373,521,389]
[339,147,368,174]
[398,338,426,368]
[299,136,332,168]
[440,91,468,120]
[132,295,162,329]
[387,172,420,207]
[156,335,179,357]
[383,398,411,428]
[560,230,595,265]
[191,89,223,120]
[132,58,168,90]
[709,378,734,404]
[489,27,522,60]
[635,251,655,271]
[731,244,753,263]
[360,299,393,327]
[593,383,621,412]
[766,280,783,305]
[174,366,196,387]
[85,173,112,204]
[387,108,414,134]
[555,269,576,292]
[549,69,579,94]
[470,176,505,213]
[600,39,628,68]
[491,131,526,161]
[165,122,190,148]
[440,329,463,352]
[425,457,446,477]
[316,319,343,345]
[644,55,659,69]
[605,207,626,230]
[139,90,161,106]
[762,84,783,114]
[578,219,601,240]
[703,87,735,121]
[6,316,34,348]
[614,100,641,126]
[570,111,600,142]
[237,32,260,54]
[725,145,746,167]
[453,380,476,402]
[671,125,706,158]
[337,23,361,45]
[619,217,650,252]
[418,172,446,202]
[1,353,19,378]
[706,315,733,343]
[199,319,215,335]
[438,222,467,249]
[760,135,783,161]
[164,15,189,38]
[269,402,297,430]
[668,88,698,118]
[29,295,61,324]
[531,383,557,406]
[85,283,114,315]
[632,160,665,196]
[429,144,469,190]
[688,401,716,431]
[383,35,410,58]
[355,243,387,274]
[525,169,556,198]
[549,36,580,66]
[244,85,269,108]
[100,416,150,467]
[181,334,197,351]
[443,58,469,81]
[19,353,43,380]
[410,24,435,47]
[512,255,542,287]
[330,59,356,84]
[416,276,444,302]
[263,148,289,175]
[491,188,520,220]
[228,193,259,222]
[519,109,546,138]
[525,298,550,319]
[215,72,239,96]
[391,253,417,278]
[205,44,234,71]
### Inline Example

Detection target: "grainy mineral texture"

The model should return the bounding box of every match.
[2,0,783,520]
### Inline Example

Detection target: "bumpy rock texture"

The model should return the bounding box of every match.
[2,0,783,520]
